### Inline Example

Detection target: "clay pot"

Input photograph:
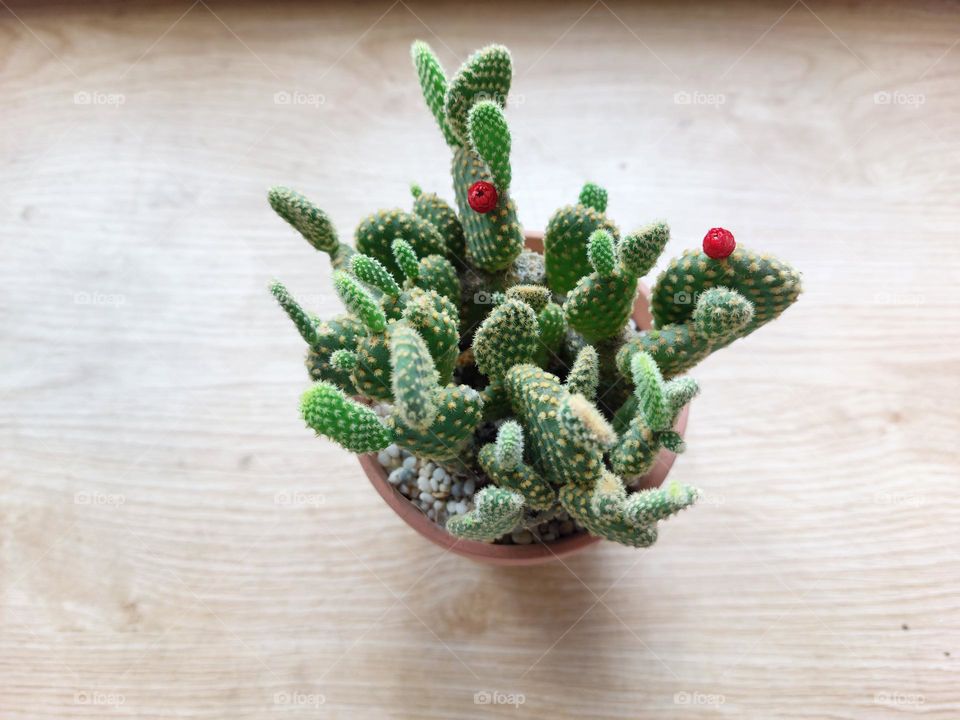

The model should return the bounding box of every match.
[357,231,689,566]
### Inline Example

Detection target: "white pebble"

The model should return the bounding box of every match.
[419,492,434,503]
[451,482,463,498]
[402,455,417,470]
[377,451,391,466]
[431,467,445,482]
[463,479,475,496]
[387,445,400,458]
[456,501,468,515]
[429,476,439,492]
[417,477,431,492]
[511,530,534,545]
[433,500,443,511]
[446,500,457,514]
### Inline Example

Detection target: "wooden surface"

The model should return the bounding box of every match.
[1,0,958,717]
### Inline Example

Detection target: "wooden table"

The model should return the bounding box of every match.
[2,1,957,717]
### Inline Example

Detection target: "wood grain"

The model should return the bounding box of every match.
[1,0,958,717]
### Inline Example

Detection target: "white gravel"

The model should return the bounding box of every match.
[373,405,585,543]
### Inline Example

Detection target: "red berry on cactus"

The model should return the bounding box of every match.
[702,227,736,259]
[468,181,498,214]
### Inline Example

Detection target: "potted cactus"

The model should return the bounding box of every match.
[268,42,802,564]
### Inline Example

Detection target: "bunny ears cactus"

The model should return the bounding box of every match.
[267,40,803,549]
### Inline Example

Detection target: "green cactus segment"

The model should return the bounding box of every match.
[560,393,618,451]
[352,332,394,402]
[411,188,466,264]
[493,420,524,468]
[268,186,341,254]
[665,377,700,417]
[355,209,446,281]
[479,443,555,511]
[505,364,607,488]
[578,182,608,213]
[532,302,565,367]
[333,271,387,333]
[544,204,620,294]
[693,286,755,340]
[330,349,357,371]
[619,222,670,278]
[565,346,599,400]
[452,146,524,272]
[505,284,550,313]
[659,430,686,453]
[300,382,392,453]
[616,287,754,379]
[388,233,459,307]
[561,475,697,547]
[389,323,439,429]
[350,254,401,298]
[630,352,669,430]
[468,100,512,192]
[416,255,460,308]
[651,247,802,345]
[306,315,367,393]
[444,44,512,143]
[559,472,656,547]
[564,269,637,343]
[610,355,697,477]
[392,238,421,281]
[411,41,461,148]
[625,482,699,527]
[587,229,617,277]
[610,413,659,477]
[385,384,484,460]
[446,486,524,542]
[270,281,319,347]
[402,289,460,386]
[474,299,538,379]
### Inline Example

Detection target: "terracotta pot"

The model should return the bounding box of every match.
[357,231,690,566]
